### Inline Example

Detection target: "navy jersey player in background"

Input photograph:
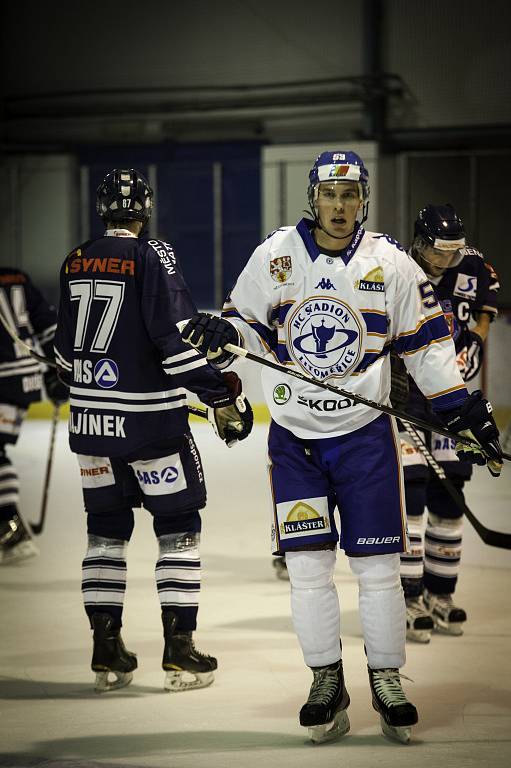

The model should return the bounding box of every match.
[178,152,502,744]
[0,268,68,565]
[392,204,501,643]
[54,169,252,693]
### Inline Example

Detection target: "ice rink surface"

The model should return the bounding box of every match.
[1,419,511,768]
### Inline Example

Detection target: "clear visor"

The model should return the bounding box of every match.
[418,241,465,272]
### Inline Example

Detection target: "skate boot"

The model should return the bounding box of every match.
[299,660,350,744]
[423,589,467,635]
[91,613,137,693]
[368,667,418,744]
[272,555,289,581]
[405,595,434,643]
[162,611,217,692]
[0,513,38,565]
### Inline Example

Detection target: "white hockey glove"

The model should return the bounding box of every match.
[442,390,503,477]
[181,313,240,365]
[207,372,253,447]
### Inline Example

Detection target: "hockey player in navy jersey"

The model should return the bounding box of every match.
[392,204,501,643]
[179,152,502,743]
[54,169,252,693]
[0,268,68,565]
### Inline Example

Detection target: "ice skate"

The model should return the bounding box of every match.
[368,667,418,744]
[405,595,434,643]
[162,611,217,692]
[299,660,350,744]
[0,514,38,565]
[91,613,137,693]
[423,589,466,635]
[272,555,289,581]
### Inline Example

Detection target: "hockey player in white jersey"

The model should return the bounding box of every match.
[180,151,502,744]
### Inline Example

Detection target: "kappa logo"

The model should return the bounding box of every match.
[453,274,477,300]
[287,297,363,379]
[356,266,385,292]
[94,359,119,389]
[315,278,336,290]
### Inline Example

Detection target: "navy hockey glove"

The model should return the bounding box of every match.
[459,331,484,382]
[442,390,502,477]
[181,313,240,364]
[44,368,69,406]
[207,372,253,447]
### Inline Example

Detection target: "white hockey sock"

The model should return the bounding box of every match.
[349,553,406,669]
[286,550,341,668]
[81,535,128,615]
[155,533,201,621]
[400,514,424,586]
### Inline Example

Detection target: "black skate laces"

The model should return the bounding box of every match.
[307,665,340,706]
[371,669,413,708]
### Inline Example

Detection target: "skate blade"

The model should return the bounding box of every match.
[94,670,133,693]
[308,709,350,744]
[433,620,464,636]
[380,717,411,744]
[164,670,214,692]
[0,540,39,565]
[406,629,432,644]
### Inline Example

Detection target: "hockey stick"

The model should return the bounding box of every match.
[187,404,208,419]
[221,342,511,462]
[400,420,511,549]
[30,404,60,535]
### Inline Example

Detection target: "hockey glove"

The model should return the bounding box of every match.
[442,390,503,477]
[207,371,253,447]
[181,313,240,364]
[458,331,484,382]
[44,368,69,406]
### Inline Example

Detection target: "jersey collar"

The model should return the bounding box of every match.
[105,228,138,238]
[296,218,365,265]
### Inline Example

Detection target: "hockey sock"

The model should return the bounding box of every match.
[155,532,201,633]
[424,513,463,594]
[286,549,341,668]
[349,553,406,669]
[400,513,424,597]
[0,454,19,522]
[82,535,128,629]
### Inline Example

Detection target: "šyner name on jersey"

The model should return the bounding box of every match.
[55,232,231,456]
[222,219,468,439]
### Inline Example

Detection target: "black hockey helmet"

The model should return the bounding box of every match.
[96,169,153,224]
[413,204,465,249]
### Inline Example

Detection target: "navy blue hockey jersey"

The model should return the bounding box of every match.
[0,268,57,407]
[405,246,499,420]
[430,246,499,353]
[54,230,230,457]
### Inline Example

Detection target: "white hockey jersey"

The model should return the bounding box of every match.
[222,219,468,439]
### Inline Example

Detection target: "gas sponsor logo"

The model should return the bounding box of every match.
[288,296,363,379]
[136,465,179,486]
[94,358,119,388]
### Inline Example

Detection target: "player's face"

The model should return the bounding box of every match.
[420,245,461,277]
[315,182,362,242]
